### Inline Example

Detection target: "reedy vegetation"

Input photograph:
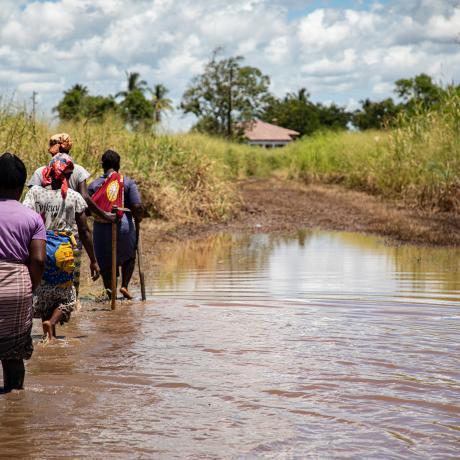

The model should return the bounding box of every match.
[286,90,460,211]
[0,91,459,225]
[0,105,237,223]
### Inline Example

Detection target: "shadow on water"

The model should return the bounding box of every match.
[1,230,459,459]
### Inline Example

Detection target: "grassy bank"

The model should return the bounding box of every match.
[1,91,459,226]
[0,110,243,223]
[0,102,286,223]
[184,91,460,213]
[285,92,460,211]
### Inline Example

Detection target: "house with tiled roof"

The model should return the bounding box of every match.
[244,120,300,148]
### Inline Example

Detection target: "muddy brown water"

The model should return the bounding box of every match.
[1,231,459,459]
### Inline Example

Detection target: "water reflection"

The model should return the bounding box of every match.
[1,230,459,459]
[150,231,460,304]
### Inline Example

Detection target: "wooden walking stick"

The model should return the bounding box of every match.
[111,207,118,310]
[137,226,146,301]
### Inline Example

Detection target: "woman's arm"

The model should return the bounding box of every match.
[131,203,144,223]
[75,211,100,280]
[28,239,45,292]
[78,180,114,223]
[127,180,144,223]
[22,187,38,211]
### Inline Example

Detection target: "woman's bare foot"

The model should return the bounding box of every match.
[120,287,133,300]
[42,321,53,341]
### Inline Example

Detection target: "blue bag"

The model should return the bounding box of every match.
[44,231,75,286]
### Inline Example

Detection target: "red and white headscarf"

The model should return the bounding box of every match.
[41,153,74,198]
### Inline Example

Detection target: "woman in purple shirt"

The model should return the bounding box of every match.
[88,150,143,299]
[0,153,46,393]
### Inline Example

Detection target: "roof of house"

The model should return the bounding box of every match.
[244,120,300,142]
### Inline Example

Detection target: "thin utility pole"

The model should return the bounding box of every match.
[227,65,233,138]
[31,91,37,123]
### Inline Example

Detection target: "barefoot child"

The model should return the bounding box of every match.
[23,154,100,340]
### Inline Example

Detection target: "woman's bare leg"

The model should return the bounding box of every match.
[120,258,135,299]
[1,359,25,392]
[42,308,64,341]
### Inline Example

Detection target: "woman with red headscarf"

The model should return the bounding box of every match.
[23,154,100,341]
[28,133,112,298]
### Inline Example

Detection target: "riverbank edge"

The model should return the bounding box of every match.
[141,178,460,250]
[77,178,460,295]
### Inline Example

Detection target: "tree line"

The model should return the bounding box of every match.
[54,52,458,137]
[54,72,173,129]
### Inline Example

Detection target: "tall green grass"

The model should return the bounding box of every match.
[176,133,287,179]
[0,109,241,223]
[285,129,386,189]
[0,103,285,223]
[1,90,459,224]
[286,91,460,211]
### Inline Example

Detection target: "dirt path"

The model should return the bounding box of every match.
[143,178,460,248]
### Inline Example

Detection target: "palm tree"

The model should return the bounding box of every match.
[53,84,90,120]
[297,87,309,103]
[116,71,148,99]
[67,83,89,97]
[149,83,173,123]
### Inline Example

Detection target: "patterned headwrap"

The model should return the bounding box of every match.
[41,153,74,198]
[49,133,73,156]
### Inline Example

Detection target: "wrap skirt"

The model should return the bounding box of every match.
[0,260,33,360]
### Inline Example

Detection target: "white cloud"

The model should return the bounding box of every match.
[0,0,459,131]
[17,80,65,94]
[372,81,393,95]
[2,1,76,47]
[265,36,291,64]
[297,9,380,50]
[426,8,460,42]
[301,49,357,76]
[345,97,360,112]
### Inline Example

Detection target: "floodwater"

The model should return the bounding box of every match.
[1,230,459,459]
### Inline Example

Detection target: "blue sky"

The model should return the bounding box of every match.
[2,0,460,131]
[286,0,391,20]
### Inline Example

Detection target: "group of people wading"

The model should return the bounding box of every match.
[0,133,143,393]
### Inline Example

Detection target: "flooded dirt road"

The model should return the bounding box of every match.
[1,231,459,459]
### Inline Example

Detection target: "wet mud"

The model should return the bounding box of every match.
[145,178,460,247]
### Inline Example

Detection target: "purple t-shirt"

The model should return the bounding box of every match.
[0,199,46,263]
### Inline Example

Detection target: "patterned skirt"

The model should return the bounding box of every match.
[0,260,33,360]
[33,283,76,324]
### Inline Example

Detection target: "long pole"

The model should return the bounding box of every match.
[137,228,146,301]
[31,91,37,122]
[111,219,117,310]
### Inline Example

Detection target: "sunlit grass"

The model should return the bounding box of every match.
[1,90,459,224]
[0,110,241,223]
[285,91,460,211]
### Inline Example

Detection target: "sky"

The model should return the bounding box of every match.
[1,0,460,131]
